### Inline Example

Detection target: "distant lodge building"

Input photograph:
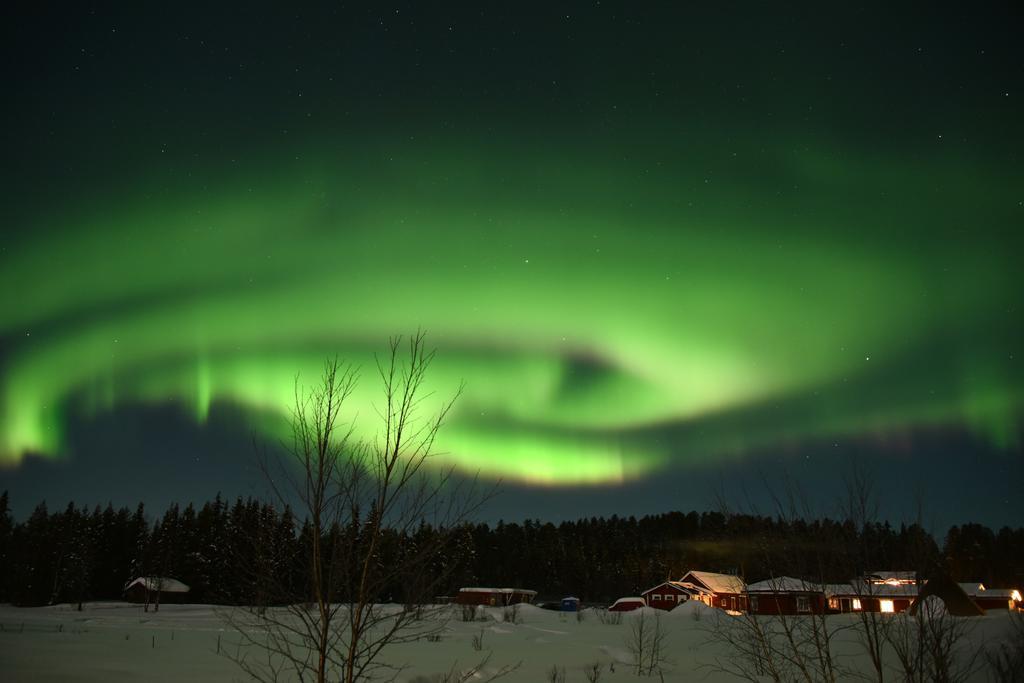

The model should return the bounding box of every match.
[630,569,1021,617]
[124,577,190,606]
[454,587,537,607]
[746,576,828,615]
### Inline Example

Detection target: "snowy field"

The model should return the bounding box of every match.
[0,601,1018,682]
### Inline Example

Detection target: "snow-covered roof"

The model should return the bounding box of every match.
[958,582,984,596]
[823,583,854,598]
[674,581,713,596]
[864,571,916,585]
[457,587,537,595]
[642,581,694,595]
[610,597,645,606]
[831,583,918,598]
[125,577,190,593]
[746,576,822,593]
[680,570,745,595]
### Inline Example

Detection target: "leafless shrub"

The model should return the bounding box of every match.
[985,610,1024,682]
[886,596,982,683]
[626,610,669,676]
[502,603,520,624]
[596,609,622,626]
[460,605,477,622]
[583,660,603,683]
[703,477,846,683]
[546,664,566,683]
[437,653,521,683]
[471,629,484,652]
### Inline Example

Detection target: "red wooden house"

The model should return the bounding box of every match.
[640,581,693,610]
[678,570,746,612]
[745,576,827,615]
[828,575,918,614]
[961,583,1023,611]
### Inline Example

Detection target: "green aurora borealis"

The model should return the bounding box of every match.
[1,3,1021,516]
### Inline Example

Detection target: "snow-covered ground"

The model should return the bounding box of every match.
[0,601,1017,681]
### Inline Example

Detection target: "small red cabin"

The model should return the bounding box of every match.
[608,597,646,612]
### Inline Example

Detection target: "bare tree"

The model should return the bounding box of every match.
[704,474,846,683]
[841,463,889,683]
[886,596,982,683]
[626,609,669,676]
[224,333,494,683]
[985,609,1024,682]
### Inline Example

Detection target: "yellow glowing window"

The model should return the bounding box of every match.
[852,599,862,610]
[880,599,895,613]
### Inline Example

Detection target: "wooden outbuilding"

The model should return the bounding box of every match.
[959,583,1022,611]
[124,576,190,609]
[454,587,537,607]
[608,597,645,612]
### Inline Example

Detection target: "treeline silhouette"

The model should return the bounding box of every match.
[0,491,1020,607]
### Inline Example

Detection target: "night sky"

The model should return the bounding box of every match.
[1,3,1021,529]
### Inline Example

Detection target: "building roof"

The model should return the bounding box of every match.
[746,576,823,593]
[457,587,537,595]
[831,583,919,598]
[642,581,694,595]
[610,597,645,606]
[864,571,917,585]
[974,588,1020,600]
[822,583,854,598]
[680,570,746,595]
[125,577,190,593]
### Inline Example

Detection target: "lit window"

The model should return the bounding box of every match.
[828,598,839,610]
[880,600,895,613]
[852,599,862,610]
